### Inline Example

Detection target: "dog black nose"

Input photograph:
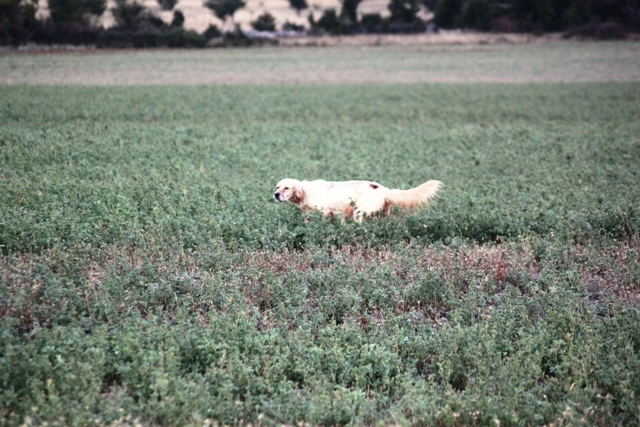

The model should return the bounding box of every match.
[274,192,280,201]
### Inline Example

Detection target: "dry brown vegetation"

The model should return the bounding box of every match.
[277,31,562,46]
[4,237,638,336]
[240,238,640,305]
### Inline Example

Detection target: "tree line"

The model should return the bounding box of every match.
[428,0,639,34]
[1,0,638,46]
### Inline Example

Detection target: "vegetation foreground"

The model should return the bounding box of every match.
[1,83,639,426]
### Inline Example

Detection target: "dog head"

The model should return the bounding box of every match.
[274,179,305,205]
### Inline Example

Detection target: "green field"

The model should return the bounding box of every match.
[1,52,640,426]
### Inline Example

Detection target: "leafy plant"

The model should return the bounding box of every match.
[0,78,639,426]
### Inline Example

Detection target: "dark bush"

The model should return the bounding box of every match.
[340,0,361,24]
[388,0,425,32]
[0,0,39,45]
[251,11,277,31]
[282,20,305,31]
[204,0,245,25]
[311,3,365,35]
[510,0,633,32]
[315,8,341,34]
[427,0,640,33]
[171,10,184,27]
[48,0,106,24]
[288,0,308,15]
[490,14,520,32]
[202,23,221,39]
[157,0,177,11]
[361,13,386,33]
[389,0,421,23]
[97,26,206,48]
[111,0,148,28]
[433,0,463,29]
[456,0,494,31]
[564,20,629,39]
[389,17,425,32]
[307,11,316,27]
[221,26,274,46]
[22,20,100,45]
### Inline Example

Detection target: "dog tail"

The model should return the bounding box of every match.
[385,180,443,209]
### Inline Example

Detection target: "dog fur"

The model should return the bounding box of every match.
[274,178,442,222]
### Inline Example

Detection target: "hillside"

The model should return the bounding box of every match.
[35,0,433,33]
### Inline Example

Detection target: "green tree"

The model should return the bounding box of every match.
[433,0,463,28]
[204,0,245,26]
[158,0,178,11]
[0,0,38,44]
[360,12,384,32]
[512,0,558,30]
[251,11,276,31]
[388,0,421,23]
[430,0,639,32]
[48,0,106,24]
[457,0,494,30]
[422,0,438,10]
[111,0,148,27]
[288,0,307,15]
[388,0,425,31]
[340,0,362,23]
[171,9,184,26]
[315,8,341,33]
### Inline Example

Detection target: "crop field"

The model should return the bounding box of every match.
[1,43,640,426]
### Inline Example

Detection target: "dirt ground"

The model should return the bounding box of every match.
[1,37,639,85]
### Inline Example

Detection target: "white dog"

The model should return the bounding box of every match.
[274,178,442,222]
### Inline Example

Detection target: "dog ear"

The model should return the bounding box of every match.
[290,184,305,204]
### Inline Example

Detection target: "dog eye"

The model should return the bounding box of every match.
[284,187,289,190]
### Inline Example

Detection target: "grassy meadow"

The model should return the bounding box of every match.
[2,41,640,85]
[1,49,640,426]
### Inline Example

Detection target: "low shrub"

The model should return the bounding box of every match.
[360,13,386,33]
[564,21,630,40]
[282,21,305,31]
[202,23,221,40]
[251,11,277,32]
[171,10,184,27]
[313,8,342,35]
[97,26,206,48]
